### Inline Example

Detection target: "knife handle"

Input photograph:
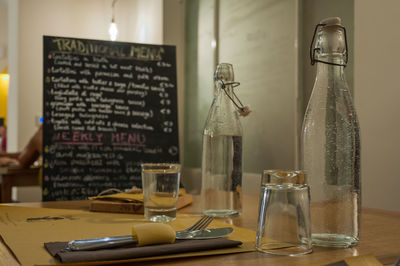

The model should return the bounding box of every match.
[67,235,137,251]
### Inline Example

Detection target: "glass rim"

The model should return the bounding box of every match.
[141,163,181,170]
[262,169,305,174]
[262,169,307,185]
[256,244,312,256]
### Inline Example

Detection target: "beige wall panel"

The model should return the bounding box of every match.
[163,0,185,163]
[355,0,400,211]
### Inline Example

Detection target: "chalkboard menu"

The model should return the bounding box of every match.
[42,36,179,201]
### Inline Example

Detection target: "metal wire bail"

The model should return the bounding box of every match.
[218,80,251,117]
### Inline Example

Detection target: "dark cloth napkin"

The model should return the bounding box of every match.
[44,238,243,263]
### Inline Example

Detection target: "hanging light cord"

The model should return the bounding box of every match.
[111,0,118,22]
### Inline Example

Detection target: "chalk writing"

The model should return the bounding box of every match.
[43,36,179,201]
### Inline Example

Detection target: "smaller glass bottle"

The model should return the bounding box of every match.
[201,63,243,217]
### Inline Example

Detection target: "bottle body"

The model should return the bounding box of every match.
[301,62,361,247]
[201,63,243,217]
[201,133,242,217]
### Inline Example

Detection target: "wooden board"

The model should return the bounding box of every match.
[89,193,193,214]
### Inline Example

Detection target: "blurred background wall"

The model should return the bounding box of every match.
[1,0,399,211]
[7,0,163,152]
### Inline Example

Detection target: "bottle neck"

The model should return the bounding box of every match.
[204,81,242,136]
[213,83,238,114]
[315,61,346,83]
[214,80,235,105]
[313,59,350,100]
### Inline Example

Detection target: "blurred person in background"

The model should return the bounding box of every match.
[0,125,42,168]
[0,118,6,151]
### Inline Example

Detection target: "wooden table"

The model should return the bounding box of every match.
[0,166,40,203]
[1,194,399,266]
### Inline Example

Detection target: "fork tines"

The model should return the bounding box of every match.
[185,216,214,232]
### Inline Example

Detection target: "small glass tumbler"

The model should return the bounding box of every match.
[141,163,181,222]
[256,170,312,256]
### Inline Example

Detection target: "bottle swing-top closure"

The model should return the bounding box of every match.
[216,79,251,117]
[309,17,349,67]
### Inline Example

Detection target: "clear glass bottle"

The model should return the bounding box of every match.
[300,17,361,247]
[201,63,243,217]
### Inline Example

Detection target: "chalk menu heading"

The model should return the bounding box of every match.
[42,36,179,201]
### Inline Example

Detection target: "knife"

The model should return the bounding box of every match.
[65,227,234,251]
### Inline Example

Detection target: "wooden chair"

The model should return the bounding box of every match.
[0,166,40,203]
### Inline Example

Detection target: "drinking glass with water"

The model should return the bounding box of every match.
[141,163,181,222]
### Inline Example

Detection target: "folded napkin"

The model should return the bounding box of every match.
[45,238,242,263]
[88,188,186,203]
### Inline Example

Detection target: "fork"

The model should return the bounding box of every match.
[65,215,214,251]
[178,215,214,234]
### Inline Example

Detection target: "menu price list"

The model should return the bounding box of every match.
[42,36,179,201]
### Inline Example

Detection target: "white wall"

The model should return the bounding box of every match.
[0,0,7,71]
[13,0,163,150]
[354,0,400,211]
[7,0,19,151]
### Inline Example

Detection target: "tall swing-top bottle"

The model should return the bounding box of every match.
[300,17,361,247]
